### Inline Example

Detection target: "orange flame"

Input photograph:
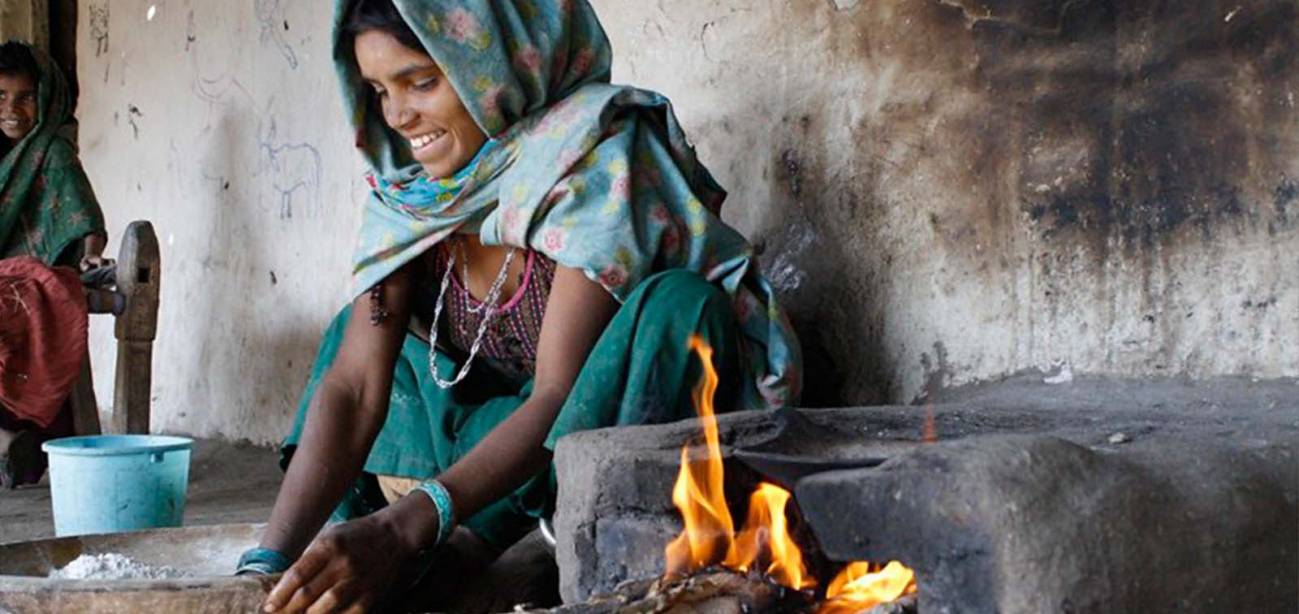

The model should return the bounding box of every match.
[665,336,917,608]
[664,337,735,576]
[725,482,816,589]
[817,561,918,614]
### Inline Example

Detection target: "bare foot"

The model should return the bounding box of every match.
[0,429,39,489]
[0,427,15,489]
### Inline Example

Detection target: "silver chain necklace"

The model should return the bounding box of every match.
[428,241,518,388]
[460,241,493,315]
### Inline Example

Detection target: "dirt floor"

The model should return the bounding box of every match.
[0,439,281,545]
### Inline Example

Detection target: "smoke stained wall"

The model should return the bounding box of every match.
[591,0,1299,403]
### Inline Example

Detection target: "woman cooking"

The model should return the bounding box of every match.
[244,1,802,611]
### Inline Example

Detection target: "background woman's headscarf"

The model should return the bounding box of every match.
[0,42,104,265]
[336,0,801,408]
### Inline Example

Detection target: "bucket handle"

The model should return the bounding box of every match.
[150,452,165,463]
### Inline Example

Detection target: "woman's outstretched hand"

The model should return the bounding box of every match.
[262,511,419,613]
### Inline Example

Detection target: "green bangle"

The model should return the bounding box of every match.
[413,479,456,547]
[235,547,292,575]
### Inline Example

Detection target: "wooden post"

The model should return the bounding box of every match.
[67,352,102,435]
[111,221,160,435]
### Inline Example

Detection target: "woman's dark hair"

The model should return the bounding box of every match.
[0,41,39,81]
[342,0,425,54]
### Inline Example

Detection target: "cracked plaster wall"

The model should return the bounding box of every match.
[73,0,1298,443]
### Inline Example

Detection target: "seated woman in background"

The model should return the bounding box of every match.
[0,41,109,488]
[244,1,802,611]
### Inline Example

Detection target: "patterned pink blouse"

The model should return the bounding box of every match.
[424,245,557,381]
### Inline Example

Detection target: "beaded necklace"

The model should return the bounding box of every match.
[427,240,518,388]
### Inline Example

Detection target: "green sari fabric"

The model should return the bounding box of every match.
[0,43,103,264]
[284,270,741,548]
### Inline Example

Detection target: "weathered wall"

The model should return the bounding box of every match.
[77,0,1299,442]
[1,0,48,49]
[78,0,364,441]
[589,0,1299,404]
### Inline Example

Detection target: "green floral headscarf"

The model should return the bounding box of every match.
[0,42,104,265]
[337,0,801,408]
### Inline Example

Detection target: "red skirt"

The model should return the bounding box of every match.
[0,256,88,429]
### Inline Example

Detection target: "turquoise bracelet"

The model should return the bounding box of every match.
[235,547,292,575]
[413,479,456,547]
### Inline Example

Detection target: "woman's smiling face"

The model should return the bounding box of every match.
[0,72,37,143]
[354,30,486,179]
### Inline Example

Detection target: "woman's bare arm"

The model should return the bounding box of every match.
[264,264,617,613]
[387,264,619,551]
[260,264,415,559]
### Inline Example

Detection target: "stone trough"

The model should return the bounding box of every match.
[552,378,1299,612]
[0,523,274,613]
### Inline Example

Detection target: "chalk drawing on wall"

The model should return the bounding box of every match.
[257,119,323,220]
[192,69,254,109]
[185,10,197,52]
[89,2,110,83]
[126,104,143,139]
[187,36,257,135]
[89,2,109,55]
[181,20,321,222]
[255,0,299,69]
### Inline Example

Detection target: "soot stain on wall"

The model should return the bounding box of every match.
[1272,176,1298,233]
[847,0,1299,263]
[1003,0,1299,251]
[726,0,1298,404]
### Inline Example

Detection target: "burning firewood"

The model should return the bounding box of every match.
[513,569,919,614]
[635,568,813,614]
[515,568,812,614]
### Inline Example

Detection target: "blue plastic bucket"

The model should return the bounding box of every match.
[41,435,194,537]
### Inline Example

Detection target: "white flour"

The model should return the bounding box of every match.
[48,553,188,580]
